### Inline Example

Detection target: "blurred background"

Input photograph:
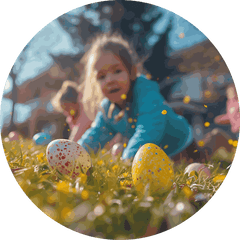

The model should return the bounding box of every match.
[0,0,238,146]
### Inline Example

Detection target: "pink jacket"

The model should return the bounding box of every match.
[214,84,240,133]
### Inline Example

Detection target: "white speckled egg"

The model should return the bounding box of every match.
[184,163,211,178]
[46,139,91,178]
[132,143,174,194]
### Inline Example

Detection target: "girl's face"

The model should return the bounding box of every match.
[62,102,79,117]
[95,52,131,107]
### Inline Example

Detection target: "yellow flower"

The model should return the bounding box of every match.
[182,186,193,198]
[56,181,70,194]
[189,171,198,179]
[204,122,210,127]
[101,149,106,154]
[162,110,167,115]
[233,140,238,148]
[204,104,208,108]
[79,173,87,184]
[122,172,128,178]
[97,160,104,166]
[183,95,191,104]
[186,180,191,185]
[228,139,233,145]
[121,94,127,100]
[123,143,127,148]
[120,180,124,186]
[164,145,168,149]
[61,207,72,220]
[112,165,119,172]
[131,125,135,129]
[81,190,89,200]
[20,144,24,148]
[12,147,15,150]
[213,175,226,183]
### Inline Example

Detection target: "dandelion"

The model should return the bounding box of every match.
[112,165,119,172]
[213,175,226,183]
[182,186,193,198]
[56,181,70,194]
[101,149,107,154]
[81,190,89,200]
[79,173,87,184]
[61,207,72,220]
[122,172,128,178]
[97,160,104,166]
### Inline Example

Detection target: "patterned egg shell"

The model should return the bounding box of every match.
[184,163,211,178]
[46,139,91,178]
[33,132,52,145]
[8,131,20,141]
[132,143,174,194]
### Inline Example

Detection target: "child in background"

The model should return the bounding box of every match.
[52,81,92,142]
[52,80,124,148]
[77,33,194,162]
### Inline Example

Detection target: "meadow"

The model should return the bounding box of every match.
[2,137,235,239]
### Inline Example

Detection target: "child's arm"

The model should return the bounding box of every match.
[77,110,117,155]
[122,80,168,160]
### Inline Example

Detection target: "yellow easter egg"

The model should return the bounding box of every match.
[132,143,174,194]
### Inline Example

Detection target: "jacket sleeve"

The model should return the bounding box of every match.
[77,106,116,155]
[122,80,168,160]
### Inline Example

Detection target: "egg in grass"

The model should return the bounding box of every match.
[132,143,174,194]
[46,139,91,179]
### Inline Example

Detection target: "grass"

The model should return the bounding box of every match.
[2,136,236,239]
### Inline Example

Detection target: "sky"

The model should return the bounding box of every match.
[0,3,207,130]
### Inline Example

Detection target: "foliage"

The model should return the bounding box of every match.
[2,137,236,239]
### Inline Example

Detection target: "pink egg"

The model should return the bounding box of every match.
[184,163,211,178]
[46,139,91,178]
[8,131,20,141]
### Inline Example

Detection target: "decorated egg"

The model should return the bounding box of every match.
[132,143,174,194]
[8,131,21,141]
[46,139,91,178]
[33,132,52,145]
[184,163,211,178]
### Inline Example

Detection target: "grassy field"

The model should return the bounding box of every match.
[2,137,236,239]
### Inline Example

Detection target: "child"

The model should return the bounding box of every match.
[78,33,193,162]
[51,80,92,142]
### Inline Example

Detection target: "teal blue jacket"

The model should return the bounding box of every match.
[78,75,193,160]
